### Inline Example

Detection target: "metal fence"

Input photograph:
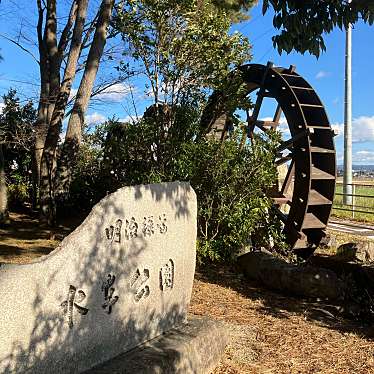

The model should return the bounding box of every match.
[333,182,374,219]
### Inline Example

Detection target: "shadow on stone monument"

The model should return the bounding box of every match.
[0,182,227,373]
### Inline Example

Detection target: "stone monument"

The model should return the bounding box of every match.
[0,182,223,373]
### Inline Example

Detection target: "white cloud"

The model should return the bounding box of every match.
[0,102,4,114]
[332,115,374,143]
[95,83,132,102]
[352,116,374,142]
[315,70,331,79]
[353,150,374,163]
[118,115,142,124]
[337,150,374,165]
[69,83,133,103]
[331,122,342,136]
[85,112,106,126]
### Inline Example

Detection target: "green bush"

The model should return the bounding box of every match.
[70,113,285,263]
[8,178,31,208]
[68,128,108,212]
[170,131,284,262]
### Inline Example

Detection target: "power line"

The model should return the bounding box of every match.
[258,46,274,63]
[251,27,273,43]
[236,12,264,33]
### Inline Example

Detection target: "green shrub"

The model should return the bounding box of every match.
[169,131,284,262]
[70,113,285,263]
[68,129,108,212]
[8,179,31,208]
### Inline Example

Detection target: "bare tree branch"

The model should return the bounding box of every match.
[0,34,40,64]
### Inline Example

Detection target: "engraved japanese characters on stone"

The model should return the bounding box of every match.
[130,268,150,302]
[105,219,122,243]
[105,214,166,241]
[160,259,174,291]
[125,217,138,240]
[157,214,168,234]
[61,285,89,328]
[142,216,155,237]
[101,274,119,314]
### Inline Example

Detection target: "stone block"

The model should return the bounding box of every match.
[238,251,345,301]
[0,182,197,374]
[319,233,337,249]
[337,241,374,263]
[84,317,228,374]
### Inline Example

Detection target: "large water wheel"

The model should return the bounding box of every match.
[201,62,336,258]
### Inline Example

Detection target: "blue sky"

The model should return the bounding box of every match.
[0,1,373,164]
[233,4,374,166]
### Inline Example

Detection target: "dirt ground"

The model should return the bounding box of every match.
[0,211,81,264]
[1,212,374,373]
[190,266,374,374]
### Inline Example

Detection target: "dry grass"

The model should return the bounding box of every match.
[190,266,374,374]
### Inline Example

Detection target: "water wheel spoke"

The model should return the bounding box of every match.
[276,153,293,166]
[280,160,295,195]
[272,195,290,205]
[272,205,288,223]
[247,62,274,139]
[277,130,307,153]
[273,104,283,125]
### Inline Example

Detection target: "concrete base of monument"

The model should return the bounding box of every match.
[84,317,228,374]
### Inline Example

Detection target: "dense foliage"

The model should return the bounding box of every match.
[68,0,284,264]
[0,89,36,208]
[262,0,374,57]
[70,112,285,263]
[114,0,251,110]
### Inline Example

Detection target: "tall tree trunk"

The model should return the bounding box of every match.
[0,143,9,226]
[38,0,60,224]
[45,0,61,114]
[39,0,88,224]
[56,0,115,198]
[34,0,79,210]
[32,0,50,207]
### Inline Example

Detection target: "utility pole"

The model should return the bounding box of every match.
[343,0,353,205]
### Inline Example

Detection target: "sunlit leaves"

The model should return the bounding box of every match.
[263,0,374,57]
[113,0,252,108]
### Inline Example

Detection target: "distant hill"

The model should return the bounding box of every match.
[337,165,374,171]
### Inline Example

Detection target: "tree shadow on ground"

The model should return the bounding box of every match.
[0,211,86,263]
[0,244,52,257]
[1,211,82,240]
[195,263,374,341]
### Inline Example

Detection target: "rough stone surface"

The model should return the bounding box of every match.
[319,233,337,250]
[0,182,197,374]
[238,251,345,301]
[337,241,374,263]
[84,317,228,374]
